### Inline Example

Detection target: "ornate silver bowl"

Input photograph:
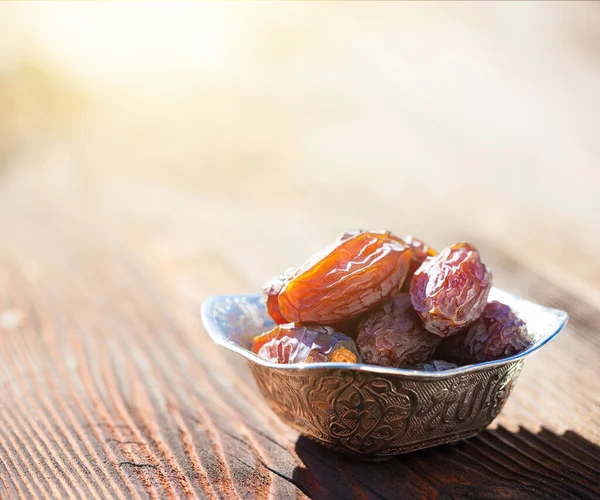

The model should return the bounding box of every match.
[201,288,567,460]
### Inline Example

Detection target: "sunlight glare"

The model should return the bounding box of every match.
[22,3,242,87]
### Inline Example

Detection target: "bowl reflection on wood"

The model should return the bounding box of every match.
[201,289,567,460]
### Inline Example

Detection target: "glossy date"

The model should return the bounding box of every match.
[356,294,441,368]
[267,231,411,325]
[263,268,295,324]
[252,324,360,364]
[463,301,531,362]
[401,235,437,292]
[410,242,491,337]
[258,230,525,370]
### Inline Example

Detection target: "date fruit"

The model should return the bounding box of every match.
[410,242,491,337]
[263,268,295,324]
[253,324,360,364]
[401,235,437,292]
[356,294,441,368]
[270,231,412,325]
[463,301,531,362]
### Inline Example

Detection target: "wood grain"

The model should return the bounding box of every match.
[0,173,598,499]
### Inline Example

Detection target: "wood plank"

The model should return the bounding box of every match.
[0,195,598,499]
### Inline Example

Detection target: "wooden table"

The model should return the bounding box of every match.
[0,168,598,499]
[1,3,600,498]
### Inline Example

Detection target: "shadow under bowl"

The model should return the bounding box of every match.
[201,288,567,460]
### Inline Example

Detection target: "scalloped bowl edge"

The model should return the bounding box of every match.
[200,287,568,378]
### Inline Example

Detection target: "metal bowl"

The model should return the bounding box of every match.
[201,288,567,460]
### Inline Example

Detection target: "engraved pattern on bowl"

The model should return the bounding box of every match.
[201,288,567,459]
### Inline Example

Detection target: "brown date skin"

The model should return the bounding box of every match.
[251,327,280,355]
[342,233,436,293]
[463,301,530,363]
[437,301,530,364]
[401,235,437,292]
[272,231,411,325]
[253,324,360,364]
[356,294,441,368]
[263,268,295,324]
[410,242,491,338]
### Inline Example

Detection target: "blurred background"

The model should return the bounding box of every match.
[1,3,599,305]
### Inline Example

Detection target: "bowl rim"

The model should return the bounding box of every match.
[201,289,568,378]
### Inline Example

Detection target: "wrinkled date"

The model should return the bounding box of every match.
[263,268,295,324]
[267,231,411,325]
[252,324,360,364]
[356,294,441,368]
[401,235,437,292]
[410,242,492,337]
[259,231,524,371]
[463,301,531,362]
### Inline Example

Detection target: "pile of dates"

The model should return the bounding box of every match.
[252,230,531,371]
